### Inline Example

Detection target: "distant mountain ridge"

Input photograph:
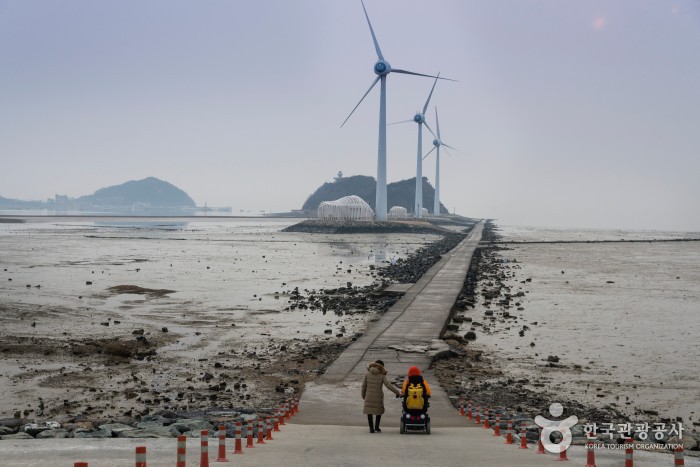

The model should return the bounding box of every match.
[301,175,447,214]
[0,177,198,211]
[0,195,44,209]
[77,177,196,207]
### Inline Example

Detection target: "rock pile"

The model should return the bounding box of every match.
[281,219,452,235]
[0,409,281,440]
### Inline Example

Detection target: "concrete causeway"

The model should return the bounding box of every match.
[293,221,485,427]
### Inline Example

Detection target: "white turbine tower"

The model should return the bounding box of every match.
[390,75,440,219]
[423,107,458,216]
[342,0,448,222]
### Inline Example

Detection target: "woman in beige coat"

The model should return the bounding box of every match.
[361,359,401,433]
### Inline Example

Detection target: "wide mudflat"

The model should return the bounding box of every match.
[435,223,700,438]
[0,217,467,433]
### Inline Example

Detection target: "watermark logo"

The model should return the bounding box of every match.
[534,402,578,454]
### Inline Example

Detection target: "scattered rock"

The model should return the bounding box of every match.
[170,419,213,433]
[98,423,136,435]
[443,331,465,343]
[104,342,133,358]
[21,421,61,436]
[36,429,70,439]
[668,434,697,451]
[73,429,113,438]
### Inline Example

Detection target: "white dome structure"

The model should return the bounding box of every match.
[420,207,429,217]
[318,195,374,221]
[388,206,408,219]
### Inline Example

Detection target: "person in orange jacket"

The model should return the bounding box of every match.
[401,366,431,412]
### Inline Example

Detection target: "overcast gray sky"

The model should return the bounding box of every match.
[1,0,699,230]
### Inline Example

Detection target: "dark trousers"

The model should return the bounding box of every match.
[367,414,381,432]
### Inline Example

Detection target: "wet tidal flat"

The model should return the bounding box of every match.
[443,225,700,427]
[0,218,440,422]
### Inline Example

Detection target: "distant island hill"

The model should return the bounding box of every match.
[299,173,448,216]
[0,174,447,216]
[0,177,231,215]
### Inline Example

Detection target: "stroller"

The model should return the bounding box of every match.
[399,375,430,435]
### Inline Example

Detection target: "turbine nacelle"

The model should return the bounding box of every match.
[413,113,424,123]
[433,138,441,147]
[373,60,391,76]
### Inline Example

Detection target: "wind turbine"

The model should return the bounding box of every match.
[390,75,440,219]
[423,107,458,216]
[342,0,449,222]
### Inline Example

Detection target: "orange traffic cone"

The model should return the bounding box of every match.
[256,418,266,444]
[273,410,280,432]
[215,425,229,462]
[245,419,255,448]
[233,421,243,455]
[556,443,569,462]
[585,435,596,467]
[536,428,545,454]
[624,438,634,467]
[200,430,210,467]
[177,435,187,467]
[265,416,274,440]
[135,446,147,467]
[519,422,528,449]
[674,446,684,466]
[505,420,514,445]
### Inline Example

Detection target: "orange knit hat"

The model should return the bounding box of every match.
[407,366,421,377]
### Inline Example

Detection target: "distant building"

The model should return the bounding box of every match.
[318,195,374,221]
[54,194,69,210]
[388,206,408,219]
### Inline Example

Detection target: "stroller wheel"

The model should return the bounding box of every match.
[425,420,431,435]
[400,419,406,434]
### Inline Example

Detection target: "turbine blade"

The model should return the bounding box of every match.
[423,121,437,140]
[435,107,441,140]
[443,147,454,158]
[361,0,384,61]
[443,143,461,152]
[422,73,439,116]
[392,69,457,81]
[387,119,414,125]
[422,146,436,161]
[341,76,381,128]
